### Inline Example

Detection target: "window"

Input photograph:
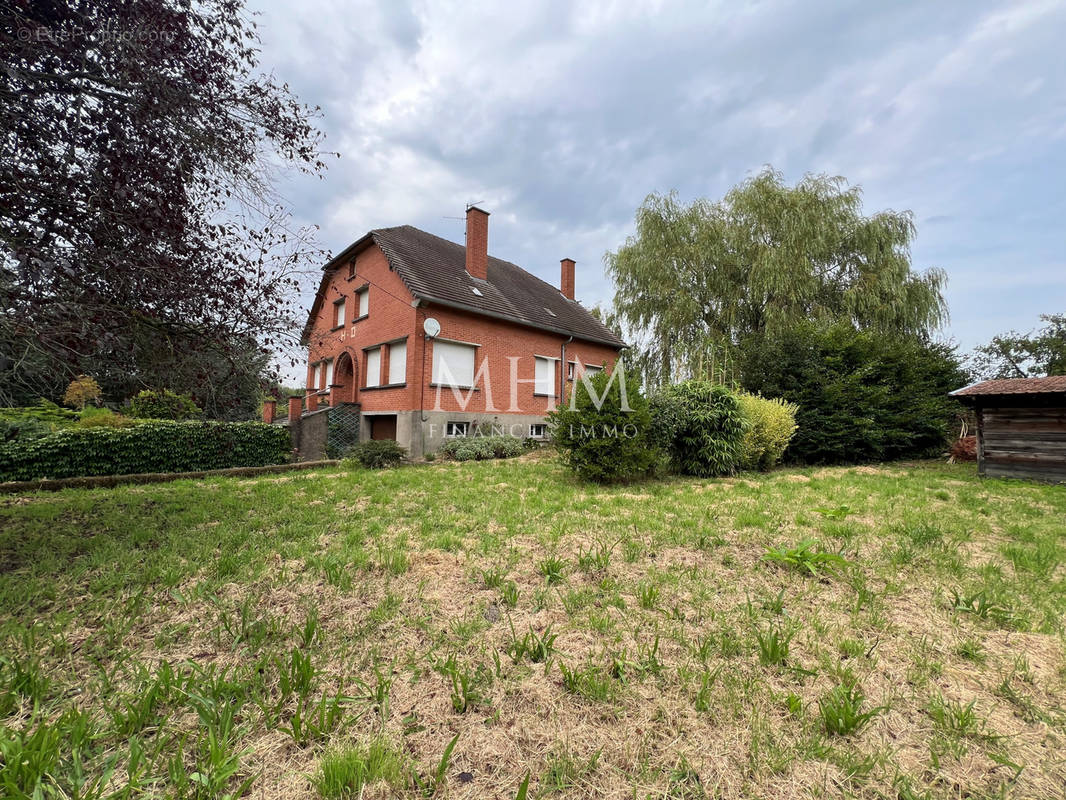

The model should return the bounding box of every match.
[365,347,381,387]
[570,360,603,380]
[534,356,554,395]
[357,289,369,318]
[347,262,356,280]
[432,340,476,387]
[388,341,407,385]
[309,361,320,388]
[333,298,346,327]
[324,359,334,387]
[529,424,547,439]
[445,421,469,437]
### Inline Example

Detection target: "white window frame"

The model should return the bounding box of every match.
[365,347,381,388]
[570,360,603,380]
[445,421,469,437]
[357,288,369,318]
[534,356,555,396]
[334,298,346,327]
[529,423,547,439]
[388,341,407,385]
[324,359,334,387]
[432,340,477,388]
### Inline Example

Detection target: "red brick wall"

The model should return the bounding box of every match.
[415,304,619,414]
[305,243,417,410]
[304,242,621,415]
[560,258,575,300]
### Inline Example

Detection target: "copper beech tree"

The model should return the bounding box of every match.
[0,0,330,414]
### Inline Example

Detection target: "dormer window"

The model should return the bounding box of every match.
[544,307,557,318]
[471,286,483,297]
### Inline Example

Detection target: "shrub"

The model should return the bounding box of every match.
[62,375,102,410]
[949,436,977,462]
[128,388,202,420]
[344,439,407,469]
[487,435,524,459]
[436,435,524,461]
[739,322,968,464]
[0,417,51,443]
[0,421,290,482]
[0,401,79,428]
[76,408,138,429]
[736,393,799,471]
[548,366,659,484]
[649,380,745,477]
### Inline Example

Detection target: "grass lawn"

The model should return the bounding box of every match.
[1,454,1065,799]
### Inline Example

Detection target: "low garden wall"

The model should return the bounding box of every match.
[0,459,339,494]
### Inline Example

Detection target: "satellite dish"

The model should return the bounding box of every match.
[423,317,441,338]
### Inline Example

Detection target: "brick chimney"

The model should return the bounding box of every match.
[465,205,489,280]
[560,258,575,300]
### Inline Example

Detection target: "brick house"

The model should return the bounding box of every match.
[299,206,625,458]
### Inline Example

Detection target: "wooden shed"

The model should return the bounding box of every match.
[950,376,1066,483]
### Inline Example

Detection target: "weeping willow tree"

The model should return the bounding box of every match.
[605,169,948,387]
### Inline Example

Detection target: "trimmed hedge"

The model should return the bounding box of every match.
[0,421,291,481]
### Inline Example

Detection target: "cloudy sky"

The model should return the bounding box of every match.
[254,0,1066,361]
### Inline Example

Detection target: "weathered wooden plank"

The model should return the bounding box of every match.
[984,463,1066,483]
[985,452,1066,466]
[983,441,1066,454]
[983,431,1066,443]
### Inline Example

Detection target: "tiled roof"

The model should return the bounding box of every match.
[950,376,1066,396]
[306,225,625,349]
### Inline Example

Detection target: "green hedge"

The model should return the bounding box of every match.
[0,421,291,481]
[649,381,746,477]
[739,322,968,464]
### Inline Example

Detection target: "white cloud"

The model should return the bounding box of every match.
[254,0,1066,363]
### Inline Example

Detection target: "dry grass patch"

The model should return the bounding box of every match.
[0,457,1064,798]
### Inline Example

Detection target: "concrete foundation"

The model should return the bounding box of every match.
[361,410,549,460]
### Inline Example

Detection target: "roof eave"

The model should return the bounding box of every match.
[421,295,626,349]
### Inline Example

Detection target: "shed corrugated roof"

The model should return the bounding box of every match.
[950,376,1066,396]
[304,225,625,349]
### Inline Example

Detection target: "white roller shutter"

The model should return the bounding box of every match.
[388,341,407,385]
[432,341,476,387]
[366,348,381,387]
[534,357,554,395]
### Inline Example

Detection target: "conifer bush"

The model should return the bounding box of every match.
[548,367,659,484]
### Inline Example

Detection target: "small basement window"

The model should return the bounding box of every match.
[445,421,469,437]
[529,424,547,439]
